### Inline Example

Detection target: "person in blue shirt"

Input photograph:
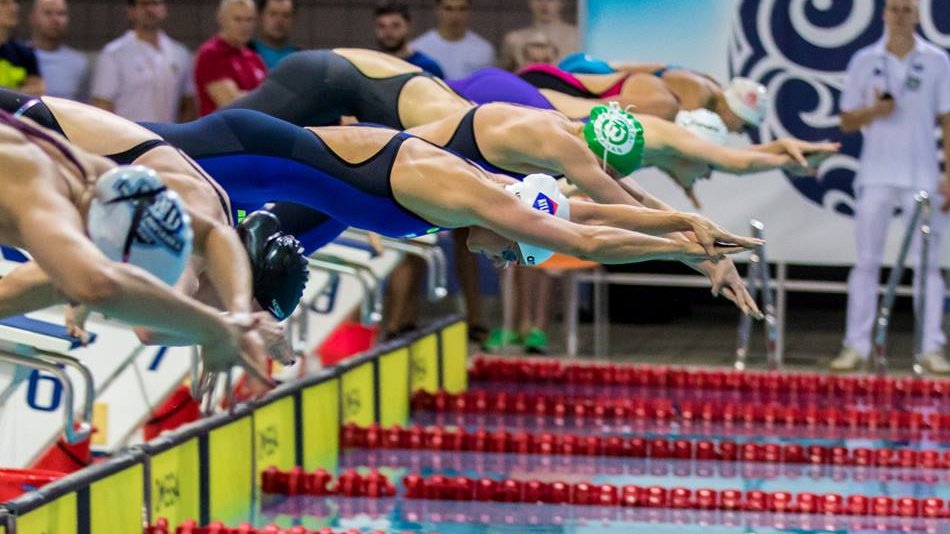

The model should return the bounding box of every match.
[250,0,299,68]
[373,0,444,78]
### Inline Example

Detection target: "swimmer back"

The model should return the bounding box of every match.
[0,88,67,137]
[441,106,564,181]
[228,49,450,129]
[447,68,556,110]
[443,107,522,178]
[518,65,626,99]
[146,109,443,240]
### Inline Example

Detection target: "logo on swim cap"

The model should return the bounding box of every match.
[532,192,558,215]
[505,174,571,267]
[584,102,645,176]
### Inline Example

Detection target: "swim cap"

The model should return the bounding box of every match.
[87,165,193,286]
[504,174,571,266]
[558,52,615,75]
[724,77,769,127]
[675,109,729,145]
[238,211,309,320]
[584,102,645,176]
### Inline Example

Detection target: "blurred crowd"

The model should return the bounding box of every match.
[0,0,577,119]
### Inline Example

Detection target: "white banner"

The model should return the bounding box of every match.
[583,0,950,266]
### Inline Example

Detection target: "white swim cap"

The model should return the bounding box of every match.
[87,165,193,286]
[724,77,769,127]
[675,109,729,145]
[504,174,571,266]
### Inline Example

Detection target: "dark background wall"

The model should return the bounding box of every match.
[44,0,577,52]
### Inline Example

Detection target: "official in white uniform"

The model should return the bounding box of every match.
[833,0,950,373]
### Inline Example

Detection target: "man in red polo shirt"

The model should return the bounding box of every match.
[194,0,266,116]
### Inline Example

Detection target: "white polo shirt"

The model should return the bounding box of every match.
[91,31,195,122]
[840,34,950,192]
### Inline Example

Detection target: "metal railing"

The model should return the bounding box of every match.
[734,220,780,371]
[0,349,94,443]
[872,191,932,376]
[341,230,449,302]
[307,255,383,326]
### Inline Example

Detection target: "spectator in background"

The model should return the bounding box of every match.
[0,0,43,95]
[30,0,88,100]
[374,0,443,77]
[195,0,265,116]
[500,0,577,71]
[411,0,493,80]
[91,0,195,122]
[833,0,950,373]
[250,0,297,69]
[519,30,558,65]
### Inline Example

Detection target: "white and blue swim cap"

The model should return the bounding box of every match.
[675,109,729,145]
[504,174,571,266]
[87,165,193,286]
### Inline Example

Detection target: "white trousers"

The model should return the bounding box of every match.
[844,185,948,357]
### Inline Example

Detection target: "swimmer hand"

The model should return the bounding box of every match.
[708,259,764,320]
[65,304,93,346]
[777,139,841,176]
[684,214,764,258]
[675,240,750,263]
[202,313,276,397]
[252,311,295,366]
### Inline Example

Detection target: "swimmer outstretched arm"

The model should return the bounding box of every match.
[567,200,762,256]
[747,138,841,172]
[463,185,756,264]
[640,115,814,175]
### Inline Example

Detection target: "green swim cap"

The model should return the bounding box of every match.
[584,102,645,176]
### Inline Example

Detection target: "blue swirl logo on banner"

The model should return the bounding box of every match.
[730,0,950,216]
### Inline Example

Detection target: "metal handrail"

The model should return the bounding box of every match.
[872,191,928,376]
[0,350,94,443]
[307,256,382,326]
[913,193,933,376]
[735,220,780,371]
[342,230,449,302]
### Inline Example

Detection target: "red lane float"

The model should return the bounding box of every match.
[411,389,950,431]
[260,466,396,498]
[471,357,950,402]
[340,423,950,470]
[398,472,948,519]
[146,517,422,534]
[258,467,950,519]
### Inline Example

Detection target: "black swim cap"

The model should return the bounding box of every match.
[238,211,309,320]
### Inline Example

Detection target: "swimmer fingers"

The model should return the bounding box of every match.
[65,304,92,346]
[780,139,808,167]
[687,216,763,255]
